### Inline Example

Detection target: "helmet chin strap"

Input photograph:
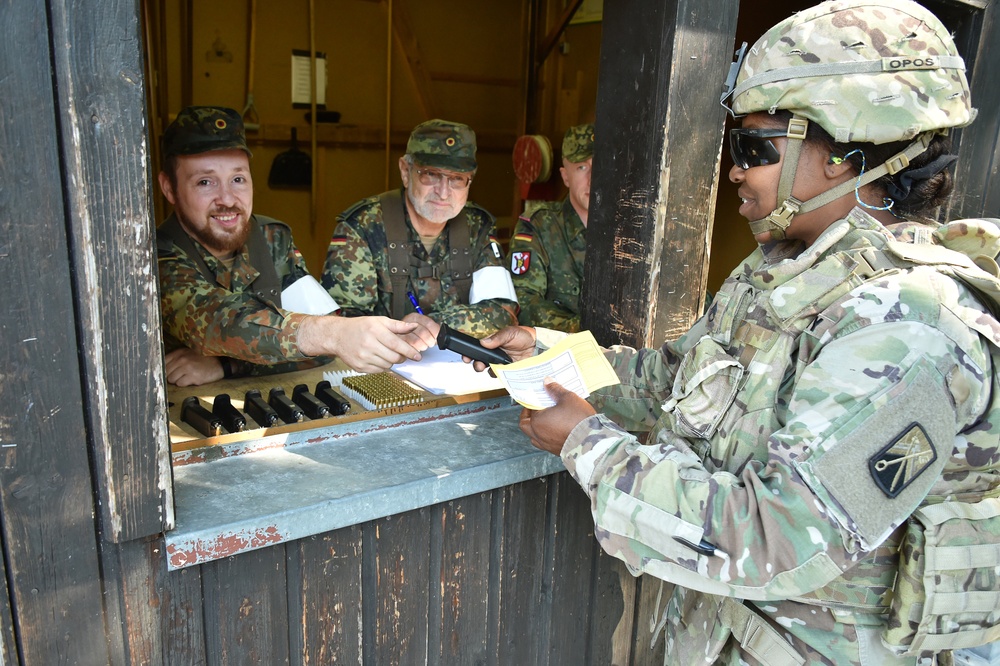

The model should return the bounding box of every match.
[748,115,936,241]
[748,116,808,240]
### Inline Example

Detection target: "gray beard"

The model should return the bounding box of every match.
[407,189,457,225]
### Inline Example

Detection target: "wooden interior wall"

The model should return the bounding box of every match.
[522,14,603,216]
[146,0,604,272]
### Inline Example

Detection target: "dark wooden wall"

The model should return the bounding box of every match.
[2,0,998,665]
[102,476,663,666]
[584,0,739,349]
[47,0,173,545]
[948,0,1000,219]
[1,1,140,664]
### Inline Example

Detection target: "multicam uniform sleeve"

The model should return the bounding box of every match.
[321,214,382,317]
[587,316,706,431]
[562,315,985,601]
[430,210,517,336]
[509,212,578,332]
[587,342,684,433]
[158,247,312,367]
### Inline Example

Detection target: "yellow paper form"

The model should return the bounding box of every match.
[490,330,620,410]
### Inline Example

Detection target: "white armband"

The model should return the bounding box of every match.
[469,265,518,304]
[280,275,340,314]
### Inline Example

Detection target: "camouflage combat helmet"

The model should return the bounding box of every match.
[720,0,976,240]
[562,123,595,163]
[406,119,477,172]
[728,0,974,144]
[161,106,251,160]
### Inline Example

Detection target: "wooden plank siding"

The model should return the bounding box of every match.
[0,1,111,663]
[583,0,740,349]
[47,0,173,544]
[101,481,657,665]
[496,477,552,665]
[435,493,493,664]
[114,535,208,665]
[102,478,642,665]
[296,526,365,664]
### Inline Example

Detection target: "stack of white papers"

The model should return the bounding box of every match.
[392,347,505,395]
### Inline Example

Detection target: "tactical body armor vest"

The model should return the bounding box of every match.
[652,215,1000,663]
[378,189,473,318]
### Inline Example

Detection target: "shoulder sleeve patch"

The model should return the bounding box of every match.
[868,423,937,498]
[796,358,954,547]
[511,251,531,275]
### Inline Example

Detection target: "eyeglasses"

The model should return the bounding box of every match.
[413,167,473,190]
[729,128,785,169]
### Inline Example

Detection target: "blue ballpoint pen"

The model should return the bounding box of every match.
[406,290,425,315]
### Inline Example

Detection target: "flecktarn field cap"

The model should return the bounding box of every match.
[562,123,595,162]
[161,106,252,159]
[406,119,477,172]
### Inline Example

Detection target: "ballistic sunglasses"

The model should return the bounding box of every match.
[729,128,785,169]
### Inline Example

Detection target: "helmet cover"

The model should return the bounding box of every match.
[729,0,976,144]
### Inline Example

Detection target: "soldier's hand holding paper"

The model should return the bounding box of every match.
[519,377,596,455]
[487,330,618,410]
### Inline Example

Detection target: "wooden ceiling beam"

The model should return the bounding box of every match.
[381,0,437,119]
[535,0,584,66]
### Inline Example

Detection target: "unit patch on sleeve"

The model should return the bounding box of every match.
[511,251,531,275]
[868,422,937,498]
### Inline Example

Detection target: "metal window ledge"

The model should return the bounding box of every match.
[165,396,563,569]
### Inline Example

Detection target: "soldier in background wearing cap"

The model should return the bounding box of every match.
[321,119,517,337]
[157,106,436,387]
[508,123,593,332]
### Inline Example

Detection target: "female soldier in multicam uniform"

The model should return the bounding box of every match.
[480,1,1000,663]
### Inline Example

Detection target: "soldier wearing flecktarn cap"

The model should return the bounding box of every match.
[508,123,594,331]
[322,119,517,337]
[156,106,435,387]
